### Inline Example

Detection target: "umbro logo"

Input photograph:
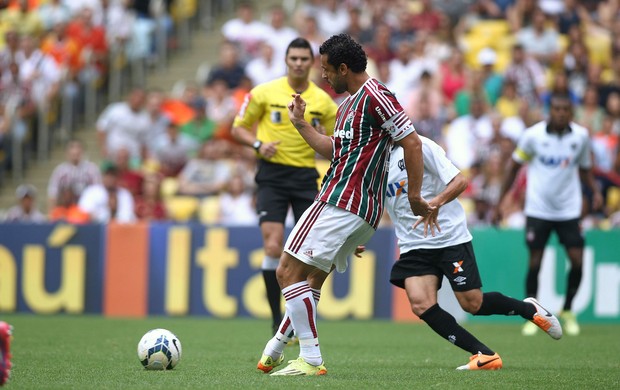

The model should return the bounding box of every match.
[453,276,467,285]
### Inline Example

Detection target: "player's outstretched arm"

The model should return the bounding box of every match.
[288,94,333,159]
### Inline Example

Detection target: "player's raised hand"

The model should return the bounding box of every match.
[413,206,441,237]
[288,94,307,124]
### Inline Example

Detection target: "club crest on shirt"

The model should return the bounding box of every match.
[270,110,282,124]
[397,158,405,171]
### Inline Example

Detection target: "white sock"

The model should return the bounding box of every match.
[262,287,322,360]
[283,281,322,366]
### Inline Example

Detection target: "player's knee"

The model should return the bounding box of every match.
[264,242,283,258]
[410,301,432,317]
[461,296,483,314]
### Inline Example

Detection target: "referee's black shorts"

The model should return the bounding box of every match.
[525,216,584,250]
[390,241,482,292]
[255,160,319,225]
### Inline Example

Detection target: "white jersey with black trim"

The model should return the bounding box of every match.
[512,121,591,221]
[384,136,472,252]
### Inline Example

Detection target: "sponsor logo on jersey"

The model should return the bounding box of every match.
[374,106,387,122]
[386,180,407,197]
[538,155,571,167]
[334,128,354,139]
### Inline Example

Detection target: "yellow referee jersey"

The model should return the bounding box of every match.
[233,77,337,168]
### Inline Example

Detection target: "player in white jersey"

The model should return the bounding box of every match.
[384,137,562,371]
[256,34,433,376]
[495,94,603,336]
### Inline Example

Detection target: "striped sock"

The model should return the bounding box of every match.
[283,281,322,366]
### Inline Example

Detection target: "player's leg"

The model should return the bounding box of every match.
[391,248,501,370]
[523,217,553,335]
[270,202,372,376]
[258,268,329,373]
[556,218,585,335]
[256,186,289,335]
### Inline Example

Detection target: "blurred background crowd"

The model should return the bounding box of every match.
[1,0,620,231]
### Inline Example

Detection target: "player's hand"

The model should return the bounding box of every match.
[408,194,434,218]
[412,204,441,237]
[288,94,307,125]
[259,140,281,159]
[353,245,366,258]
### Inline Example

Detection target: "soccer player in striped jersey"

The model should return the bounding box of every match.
[384,137,562,371]
[232,37,337,338]
[257,33,433,376]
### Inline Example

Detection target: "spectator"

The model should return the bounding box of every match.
[507,0,538,31]
[221,1,268,61]
[411,92,445,145]
[0,0,43,37]
[263,5,298,66]
[17,34,62,109]
[556,0,589,35]
[47,138,102,210]
[495,79,521,118]
[144,88,170,147]
[404,70,443,122]
[445,95,493,170]
[504,43,546,108]
[3,184,46,223]
[245,41,284,86]
[66,6,109,83]
[590,115,620,219]
[454,70,491,117]
[205,41,247,90]
[364,23,395,69]
[344,7,373,46]
[439,47,469,104]
[606,91,620,134]
[134,174,167,221]
[0,30,21,69]
[542,71,580,113]
[48,185,90,224]
[574,84,605,133]
[204,78,237,140]
[410,0,444,33]
[180,98,216,145]
[96,86,150,164]
[113,147,144,198]
[218,173,258,226]
[150,121,197,177]
[516,7,560,66]
[315,0,350,37]
[477,47,504,106]
[176,139,232,197]
[38,0,72,32]
[78,163,136,223]
[563,40,590,101]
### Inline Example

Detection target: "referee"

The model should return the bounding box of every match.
[232,37,337,336]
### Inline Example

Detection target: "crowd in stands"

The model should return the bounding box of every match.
[3,0,620,230]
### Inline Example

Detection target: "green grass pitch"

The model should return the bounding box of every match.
[2,314,619,389]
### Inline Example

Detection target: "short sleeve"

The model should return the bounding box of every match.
[232,87,265,129]
[424,140,460,185]
[369,83,415,141]
[513,130,535,163]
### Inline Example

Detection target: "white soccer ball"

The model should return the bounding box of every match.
[137,328,182,370]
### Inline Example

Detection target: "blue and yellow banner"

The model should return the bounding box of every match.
[0,223,618,323]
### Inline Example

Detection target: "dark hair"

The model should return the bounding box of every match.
[319,33,367,73]
[549,93,573,108]
[286,37,314,59]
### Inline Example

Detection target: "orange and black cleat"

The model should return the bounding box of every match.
[456,352,503,371]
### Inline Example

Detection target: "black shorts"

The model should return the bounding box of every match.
[525,216,584,249]
[390,242,482,292]
[255,160,319,225]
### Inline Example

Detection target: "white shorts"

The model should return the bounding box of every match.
[284,201,375,273]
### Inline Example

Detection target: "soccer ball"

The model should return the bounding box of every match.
[137,328,182,370]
